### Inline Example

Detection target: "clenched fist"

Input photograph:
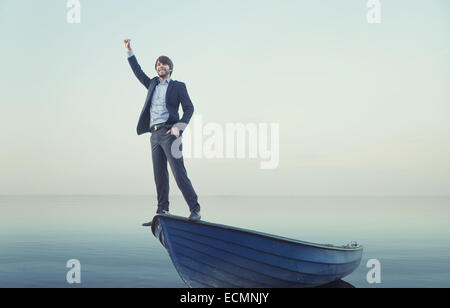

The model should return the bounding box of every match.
[124,39,131,51]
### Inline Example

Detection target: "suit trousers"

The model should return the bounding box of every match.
[150,125,200,213]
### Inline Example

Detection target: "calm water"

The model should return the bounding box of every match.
[1,195,449,288]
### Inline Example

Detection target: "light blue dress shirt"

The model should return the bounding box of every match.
[127,50,170,127]
[150,78,171,126]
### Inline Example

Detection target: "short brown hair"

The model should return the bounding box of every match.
[155,56,174,76]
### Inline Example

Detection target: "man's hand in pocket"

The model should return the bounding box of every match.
[166,127,180,138]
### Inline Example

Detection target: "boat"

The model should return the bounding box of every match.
[150,214,363,288]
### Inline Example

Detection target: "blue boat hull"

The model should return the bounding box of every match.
[151,215,363,288]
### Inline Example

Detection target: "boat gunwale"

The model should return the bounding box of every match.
[153,214,363,252]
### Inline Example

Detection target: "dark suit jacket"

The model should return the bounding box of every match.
[128,55,194,136]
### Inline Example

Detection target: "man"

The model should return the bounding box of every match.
[124,39,201,223]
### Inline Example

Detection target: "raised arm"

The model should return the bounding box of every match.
[124,39,151,89]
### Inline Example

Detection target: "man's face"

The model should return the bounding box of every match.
[156,60,171,78]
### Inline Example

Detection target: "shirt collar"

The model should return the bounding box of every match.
[158,77,171,85]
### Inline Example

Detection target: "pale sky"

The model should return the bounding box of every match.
[0,0,449,195]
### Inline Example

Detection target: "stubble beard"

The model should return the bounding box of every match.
[159,70,170,79]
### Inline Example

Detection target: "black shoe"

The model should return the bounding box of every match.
[156,209,169,215]
[188,210,201,221]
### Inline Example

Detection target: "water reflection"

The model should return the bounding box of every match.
[315,280,355,288]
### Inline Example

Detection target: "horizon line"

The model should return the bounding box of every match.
[1,194,449,198]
